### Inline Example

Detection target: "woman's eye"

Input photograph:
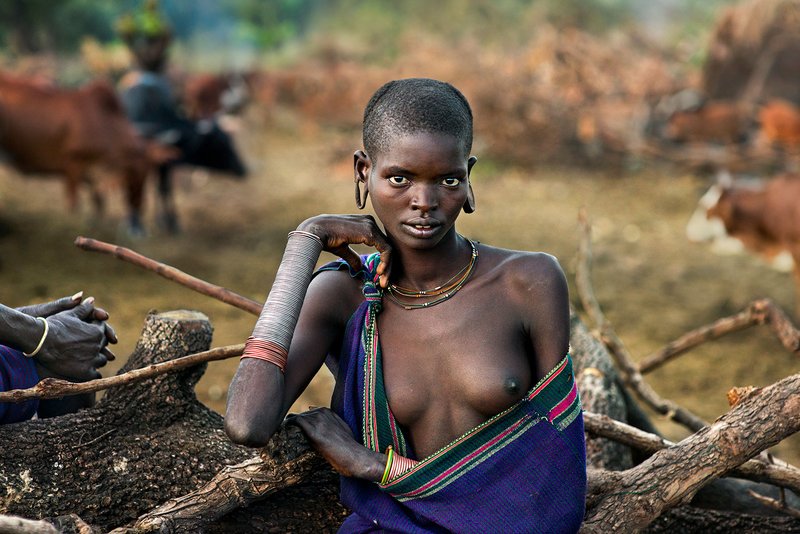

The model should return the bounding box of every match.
[388,176,409,185]
[442,177,462,187]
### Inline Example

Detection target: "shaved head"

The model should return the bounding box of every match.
[362,78,473,162]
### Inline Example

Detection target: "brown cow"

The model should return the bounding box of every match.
[180,72,251,121]
[758,99,800,149]
[0,72,171,235]
[686,172,800,312]
[663,100,749,144]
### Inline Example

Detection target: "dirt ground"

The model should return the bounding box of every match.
[1,105,797,463]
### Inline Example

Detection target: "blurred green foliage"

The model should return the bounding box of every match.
[0,0,739,57]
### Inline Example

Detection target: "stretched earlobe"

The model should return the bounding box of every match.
[463,181,476,213]
[464,156,477,213]
[354,150,370,210]
[355,180,369,209]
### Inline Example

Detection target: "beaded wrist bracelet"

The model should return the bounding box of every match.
[381,446,395,485]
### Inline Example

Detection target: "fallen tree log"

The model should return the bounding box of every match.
[0,311,345,532]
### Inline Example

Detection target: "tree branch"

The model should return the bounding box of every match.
[747,490,800,519]
[581,372,800,531]
[0,514,58,534]
[576,209,708,432]
[0,343,243,403]
[639,299,800,374]
[583,411,800,495]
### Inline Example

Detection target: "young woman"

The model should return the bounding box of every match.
[226,78,586,533]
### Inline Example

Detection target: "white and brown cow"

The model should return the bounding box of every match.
[687,172,800,311]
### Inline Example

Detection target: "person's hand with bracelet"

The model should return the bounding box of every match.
[30,296,117,382]
[295,214,393,288]
[1,294,117,419]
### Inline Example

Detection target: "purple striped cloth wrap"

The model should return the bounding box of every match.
[317,254,587,533]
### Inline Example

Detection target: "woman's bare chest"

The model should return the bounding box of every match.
[375,300,533,431]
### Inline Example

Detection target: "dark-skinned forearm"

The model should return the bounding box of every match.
[225,359,287,446]
[358,448,390,482]
[0,304,46,354]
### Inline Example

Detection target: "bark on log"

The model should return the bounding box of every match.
[113,427,346,533]
[569,312,633,470]
[581,373,800,532]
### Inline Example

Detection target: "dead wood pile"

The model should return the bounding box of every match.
[251,26,686,167]
[1,228,800,532]
[702,0,800,104]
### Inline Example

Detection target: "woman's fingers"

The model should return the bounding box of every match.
[330,244,364,273]
[104,322,118,345]
[72,297,97,320]
[92,306,110,322]
[93,353,109,369]
[101,346,116,362]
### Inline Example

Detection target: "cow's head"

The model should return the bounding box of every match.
[187,120,247,178]
[686,171,746,255]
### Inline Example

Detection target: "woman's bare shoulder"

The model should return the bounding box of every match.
[478,244,565,288]
[305,268,365,326]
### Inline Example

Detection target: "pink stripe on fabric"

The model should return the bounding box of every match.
[389,410,400,450]
[365,310,380,450]
[548,385,578,422]
[398,417,528,497]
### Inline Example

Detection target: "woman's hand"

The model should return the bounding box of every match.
[297,215,392,288]
[34,297,117,381]
[289,407,386,481]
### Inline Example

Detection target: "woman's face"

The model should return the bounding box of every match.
[360,131,474,250]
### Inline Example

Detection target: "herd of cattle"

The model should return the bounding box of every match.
[0,70,247,235]
[670,95,800,312]
[1,66,800,311]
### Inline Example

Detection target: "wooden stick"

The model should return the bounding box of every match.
[0,344,244,403]
[576,209,708,432]
[74,236,262,316]
[0,514,58,534]
[639,299,800,374]
[638,307,758,374]
[747,490,800,519]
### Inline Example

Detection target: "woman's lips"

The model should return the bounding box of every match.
[402,220,441,238]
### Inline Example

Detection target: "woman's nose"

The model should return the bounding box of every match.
[411,185,439,212]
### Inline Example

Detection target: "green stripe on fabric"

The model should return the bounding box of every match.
[529,363,576,416]
[555,402,582,431]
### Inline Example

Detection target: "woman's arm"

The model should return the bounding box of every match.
[225,215,392,447]
[515,253,571,380]
[0,303,52,355]
[225,270,359,445]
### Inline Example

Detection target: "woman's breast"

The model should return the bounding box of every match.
[381,326,533,445]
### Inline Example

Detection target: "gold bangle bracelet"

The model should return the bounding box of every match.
[23,317,49,358]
